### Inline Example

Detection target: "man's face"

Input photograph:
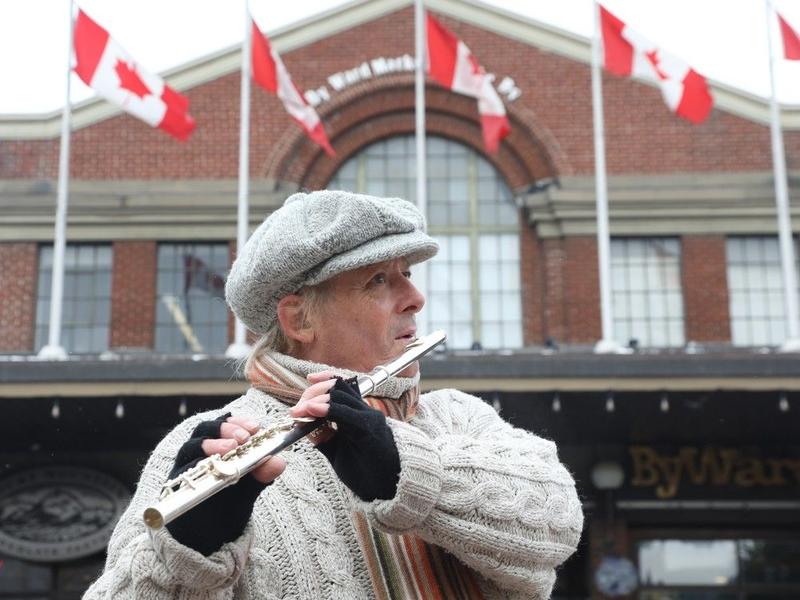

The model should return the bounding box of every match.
[304,257,425,373]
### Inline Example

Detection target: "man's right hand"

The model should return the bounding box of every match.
[198,415,287,484]
[166,413,286,555]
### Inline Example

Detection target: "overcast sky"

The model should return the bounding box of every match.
[2,0,800,115]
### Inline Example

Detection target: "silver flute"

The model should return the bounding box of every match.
[143,330,446,530]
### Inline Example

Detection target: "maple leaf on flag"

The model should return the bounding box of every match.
[114,59,151,99]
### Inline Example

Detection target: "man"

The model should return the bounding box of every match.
[85,190,583,599]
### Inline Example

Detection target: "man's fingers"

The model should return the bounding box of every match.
[201,438,238,457]
[290,394,331,418]
[220,422,252,443]
[251,456,286,484]
[307,370,336,384]
[299,378,337,402]
[225,415,261,434]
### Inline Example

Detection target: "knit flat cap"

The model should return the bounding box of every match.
[225,190,439,335]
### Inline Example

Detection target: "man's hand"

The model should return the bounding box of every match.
[291,372,402,502]
[196,415,286,483]
[166,413,285,555]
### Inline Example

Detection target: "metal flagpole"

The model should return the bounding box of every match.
[765,0,800,352]
[226,0,254,358]
[591,1,624,354]
[39,0,76,360]
[414,0,429,326]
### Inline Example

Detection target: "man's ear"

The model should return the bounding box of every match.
[277,294,315,345]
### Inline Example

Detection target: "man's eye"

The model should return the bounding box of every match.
[403,271,412,279]
[371,274,387,284]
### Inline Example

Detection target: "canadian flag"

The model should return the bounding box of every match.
[778,12,800,60]
[426,13,510,153]
[73,10,195,141]
[599,5,712,124]
[251,17,334,156]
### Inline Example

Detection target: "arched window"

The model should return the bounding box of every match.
[329,135,522,349]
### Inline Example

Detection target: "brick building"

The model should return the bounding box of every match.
[1,0,799,598]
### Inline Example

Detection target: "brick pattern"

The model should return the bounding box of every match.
[0,8,778,348]
[519,216,544,345]
[681,235,731,342]
[110,241,156,350]
[0,243,37,353]
[563,237,602,343]
[0,7,784,181]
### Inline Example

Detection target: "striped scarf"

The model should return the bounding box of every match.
[247,352,485,600]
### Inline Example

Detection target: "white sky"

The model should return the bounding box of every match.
[2,0,800,115]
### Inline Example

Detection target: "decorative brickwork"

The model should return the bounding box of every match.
[681,235,731,342]
[110,241,156,350]
[0,243,37,353]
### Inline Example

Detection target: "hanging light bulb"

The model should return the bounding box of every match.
[51,399,60,419]
[660,392,670,413]
[552,392,561,413]
[491,393,501,413]
[115,399,125,419]
[178,399,188,417]
[779,392,790,413]
[605,392,615,413]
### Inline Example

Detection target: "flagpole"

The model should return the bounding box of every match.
[414,0,429,322]
[226,0,254,359]
[39,0,76,360]
[591,1,623,354]
[765,0,800,352]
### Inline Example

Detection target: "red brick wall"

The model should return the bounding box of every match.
[520,215,544,345]
[0,243,37,352]
[110,241,156,349]
[681,236,731,342]
[0,7,785,181]
[563,237,602,343]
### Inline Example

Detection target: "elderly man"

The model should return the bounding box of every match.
[85,191,583,600]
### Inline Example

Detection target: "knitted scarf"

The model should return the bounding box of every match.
[247,351,485,600]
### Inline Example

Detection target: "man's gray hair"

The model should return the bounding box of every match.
[243,284,327,372]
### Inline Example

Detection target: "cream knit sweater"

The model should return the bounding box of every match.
[84,359,583,600]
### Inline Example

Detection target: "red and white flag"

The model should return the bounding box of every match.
[251,17,334,156]
[73,10,195,141]
[426,13,510,153]
[599,5,712,124]
[778,12,800,60]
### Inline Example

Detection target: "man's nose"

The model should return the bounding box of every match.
[400,277,425,313]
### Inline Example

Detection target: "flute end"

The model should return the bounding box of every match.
[143,508,164,529]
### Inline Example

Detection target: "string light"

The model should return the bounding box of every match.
[491,393,501,413]
[552,393,561,413]
[660,392,669,413]
[51,399,60,419]
[779,392,790,413]
[115,399,125,419]
[605,392,615,413]
[179,399,188,417]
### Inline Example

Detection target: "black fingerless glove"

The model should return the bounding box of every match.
[165,413,267,556]
[317,378,401,502]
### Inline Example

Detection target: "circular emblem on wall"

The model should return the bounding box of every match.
[0,466,130,562]
[594,555,638,597]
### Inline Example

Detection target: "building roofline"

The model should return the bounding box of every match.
[0,0,797,140]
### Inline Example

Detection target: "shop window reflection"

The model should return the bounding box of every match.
[638,538,800,599]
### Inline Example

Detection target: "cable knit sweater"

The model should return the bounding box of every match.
[84,358,583,600]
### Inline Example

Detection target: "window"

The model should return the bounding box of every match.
[727,236,800,347]
[155,243,229,354]
[638,538,800,599]
[34,244,112,354]
[611,238,684,348]
[329,135,522,350]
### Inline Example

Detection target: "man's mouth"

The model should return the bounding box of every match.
[396,330,417,342]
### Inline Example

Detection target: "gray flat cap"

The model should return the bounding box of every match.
[225,190,439,335]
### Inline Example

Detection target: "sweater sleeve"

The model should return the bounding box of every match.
[353,389,584,598]
[83,407,259,599]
